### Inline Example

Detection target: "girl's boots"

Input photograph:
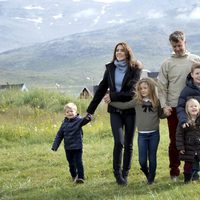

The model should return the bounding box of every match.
[141,168,155,184]
[114,171,127,186]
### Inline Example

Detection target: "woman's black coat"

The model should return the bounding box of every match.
[87,62,141,114]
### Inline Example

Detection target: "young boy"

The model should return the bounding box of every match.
[177,63,200,126]
[176,63,200,180]
[51,102,92,183]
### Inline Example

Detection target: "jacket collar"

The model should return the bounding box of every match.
[171,50,190,58]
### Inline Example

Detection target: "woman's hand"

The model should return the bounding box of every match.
[104,94,111,104]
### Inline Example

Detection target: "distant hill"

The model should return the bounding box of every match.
[0,10,200,93]
[1,0,199,52]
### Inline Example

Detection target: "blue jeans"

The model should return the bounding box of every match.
[138,130,160,180]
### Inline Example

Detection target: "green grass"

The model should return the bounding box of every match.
[0,90,200,200]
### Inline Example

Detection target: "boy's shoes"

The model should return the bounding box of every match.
[72,175,78,182]
[147,180,154,185]
[75,178,84,184]
[72,175,84,184]
[147,174,155,185]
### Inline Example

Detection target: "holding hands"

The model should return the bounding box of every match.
[163,106,172,116]
[104,94,111,104]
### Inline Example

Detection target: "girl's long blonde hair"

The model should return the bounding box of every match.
[134,78,159,108]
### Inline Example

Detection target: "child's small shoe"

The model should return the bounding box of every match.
[75,178,85,184]
[72,175,78,182]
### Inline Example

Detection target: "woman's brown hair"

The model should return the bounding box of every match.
[111,42,142,69]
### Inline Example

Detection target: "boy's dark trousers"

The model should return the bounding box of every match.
[65,149,84,179]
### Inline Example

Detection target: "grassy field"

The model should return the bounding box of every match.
[0,90,200,200]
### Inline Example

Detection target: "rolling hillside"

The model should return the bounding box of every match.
[0,11,200,93]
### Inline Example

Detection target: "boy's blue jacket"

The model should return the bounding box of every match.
[177,73,200,125]
[51,114,91,151]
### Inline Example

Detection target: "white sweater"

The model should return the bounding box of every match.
[158,52,200,108]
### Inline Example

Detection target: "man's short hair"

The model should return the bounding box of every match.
[169,31,185,42]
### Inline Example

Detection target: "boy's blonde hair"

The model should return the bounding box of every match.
[64,102,77,112]
[134,77,159,108]
[185,98,200,120]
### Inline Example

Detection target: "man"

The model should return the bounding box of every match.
[158,31,200,181]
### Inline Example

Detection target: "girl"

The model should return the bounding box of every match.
[110,77,165,184]
[176,98,200,183]
[86,42,142,185]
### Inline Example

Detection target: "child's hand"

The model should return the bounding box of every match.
[182,123,189,128]
[180,150,185,154]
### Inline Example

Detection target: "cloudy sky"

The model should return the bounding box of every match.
[0,0,200,52]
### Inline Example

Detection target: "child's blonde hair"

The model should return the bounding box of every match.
[185,98,200,121]
[134,78,159,108]
[64,102,77,112]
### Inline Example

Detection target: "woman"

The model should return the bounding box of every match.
[86,42,142,185]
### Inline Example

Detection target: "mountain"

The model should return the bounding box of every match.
[0,0,200,52]
[0,3,200,93]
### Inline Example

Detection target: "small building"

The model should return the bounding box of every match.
[147,72,159,80]
[79,87,93,99]
[0,83,28,92]
[79,85,98,99]
[141,69,159,80]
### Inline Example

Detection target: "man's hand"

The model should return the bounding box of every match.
[163,106,172,116]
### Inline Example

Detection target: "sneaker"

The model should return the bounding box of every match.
[192,180,198,184]
[72,175,78,182]
[75,178,85,184]
[171,176,178,182]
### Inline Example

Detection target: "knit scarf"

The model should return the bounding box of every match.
[114,60,128,72]
[114,60,128,92]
